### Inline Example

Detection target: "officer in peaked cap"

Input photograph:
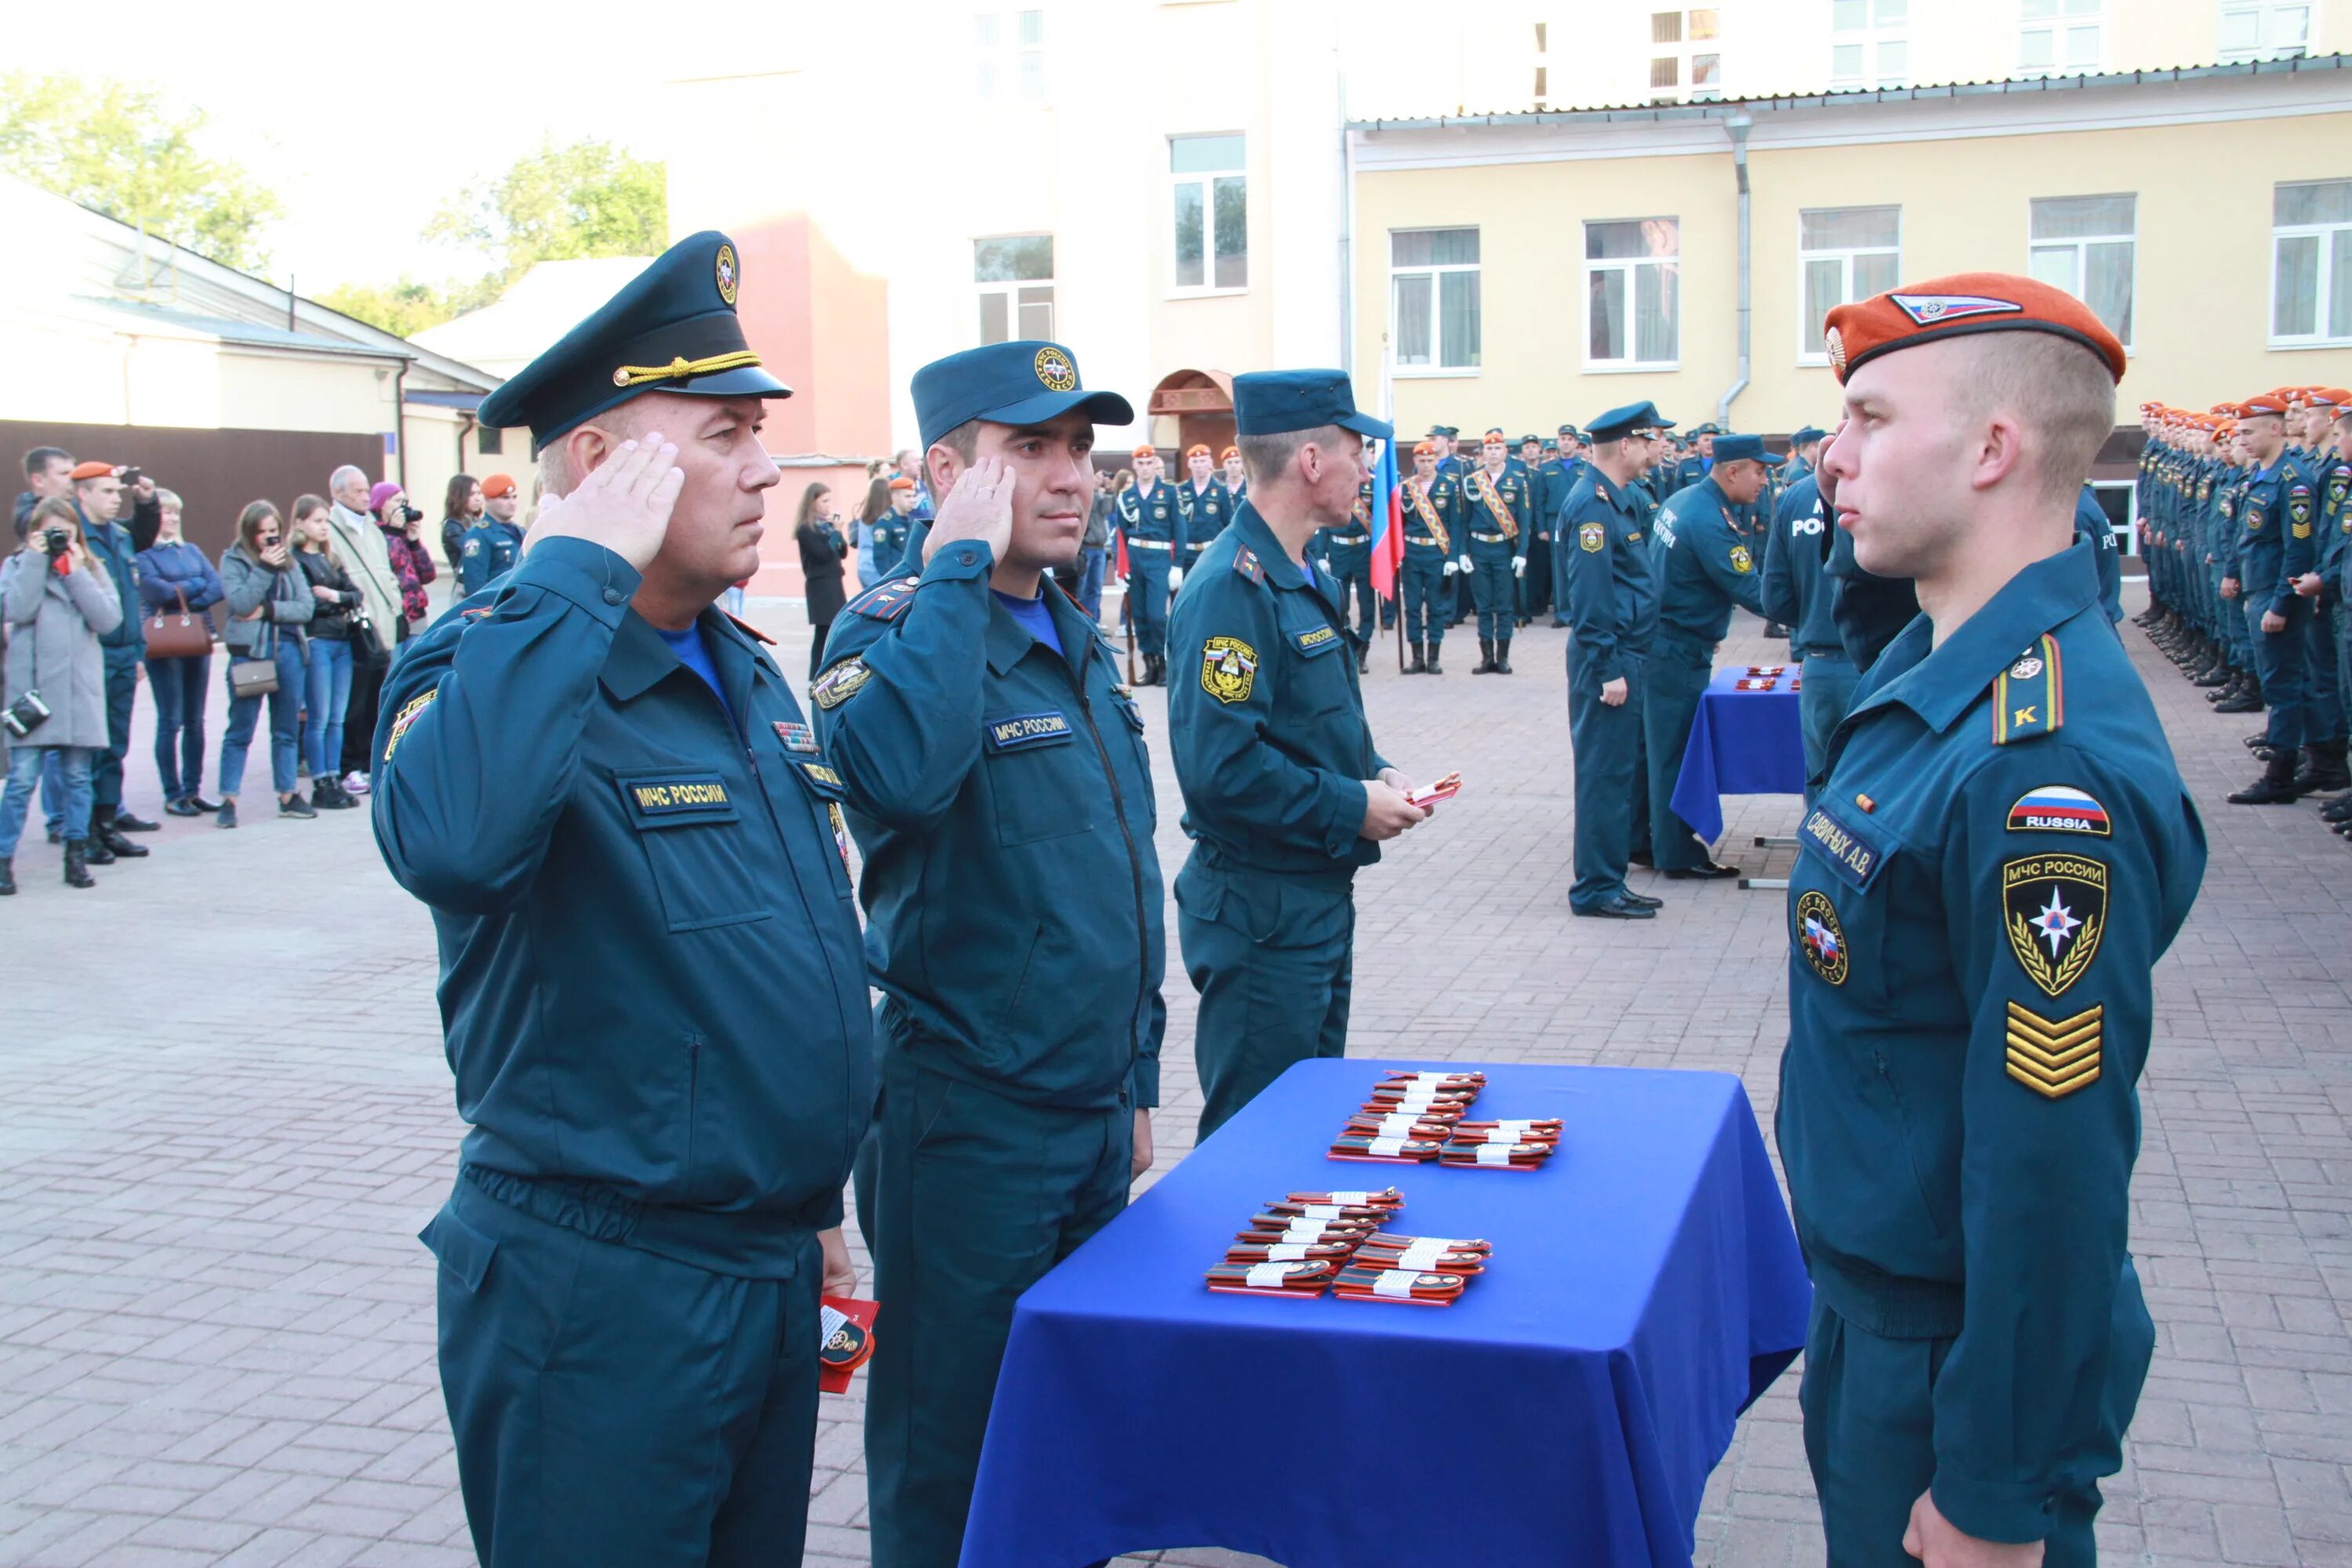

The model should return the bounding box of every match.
[811,340,1163,1568]
[1168,369,1432,1136]
[375,230,875,1568]
[1785,273,2205,1565]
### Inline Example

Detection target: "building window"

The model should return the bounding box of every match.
[2271,180,2352,346]
[1390,229,1481,375]
[1798,207,1901,361]
[1831,0,1910,88]
[475,425,503,456]
[975,9,1046,103]
[1585,218,1680,368]
[2220,0,2312,60]
[975,236,1054,346]
[1171,133,1247,292]
[2029,194,2135,347]
[1648,9,1722,103]
[2018,0,2104,75]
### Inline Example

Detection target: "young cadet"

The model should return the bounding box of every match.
[872,475,920,582]
[453,473,524,597]
[1178,441,1236,572]
[1788,273,2205,1566]
[2224,391,2321,802]
[1460,430,1534,673]
[1167,370,1430,1138]
[1560,401,1668,919]
[1542,426,1588,625]
[2292,390,2352,796]
[1315,469,1381,673]
[372,232,873,1568]
[1760,446,1853,797]
[1220,442,1248,506]
[812,341,1163,1568]
[1398,440,1461,673]
[1646,432,1771,879]
[1115,444,1185,684]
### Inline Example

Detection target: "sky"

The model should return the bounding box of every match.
[13,1,698,296]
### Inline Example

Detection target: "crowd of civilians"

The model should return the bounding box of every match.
[0,445,535,895]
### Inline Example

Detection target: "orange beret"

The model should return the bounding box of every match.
[2318,387,2352,408]
[1131,445,1156,460]
[1183,444,1210,459]
[1220,446,1239,462]
[887,475,916,490]
[68,461,114,481]
[480,473,517,499]
[2242,393,2291,416]
[1412,440,1436,456]
[1481,428,1506,442]
[1823,271,2126,385]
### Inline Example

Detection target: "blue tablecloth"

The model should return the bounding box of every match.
[1670,666,1809,844]
[960,1059,1810,1568]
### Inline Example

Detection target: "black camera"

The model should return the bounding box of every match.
[398,503,424,524]
[41,527,69,557]
[118,466,142,488]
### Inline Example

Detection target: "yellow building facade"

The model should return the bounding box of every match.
[1349,58,2352,459]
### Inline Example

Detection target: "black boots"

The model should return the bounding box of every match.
[63,840,93,889]
[1407,642,1427,674]
[93,805,147,859]
[2214,673,2264,714]
[1495,637,1513,674]
[0,856,13,896]
[1356,642,1370,675]
[1426,643,1443,675]
[2229,751,2307,805]
[1474,637,1498,674]
[2296,740,2352,796]
[1136,652,1165,688]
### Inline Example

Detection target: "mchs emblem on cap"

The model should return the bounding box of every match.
[1034,347,1077,393]
[1825,325,1847,378]
[715,244,739,307]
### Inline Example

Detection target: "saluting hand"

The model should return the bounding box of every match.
[531,434,684,572]
[924,456,1015,567]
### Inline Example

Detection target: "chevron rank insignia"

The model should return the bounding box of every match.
[2005,1000,2103,1099]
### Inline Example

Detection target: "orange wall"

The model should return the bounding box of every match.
[728,212,891,461]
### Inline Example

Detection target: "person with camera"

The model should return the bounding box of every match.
[216,501,316,827]
[135,488,225,817]
[325,466,402,798]
[1,498,125,892]
[369,482,438,633]
[291,495,366,811]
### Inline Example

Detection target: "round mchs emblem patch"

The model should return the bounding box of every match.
[1825,325,1847,378]
[715,243,739,307]
[2009,655,2045,680]
[1034,347,1077,392]
[1795,889,1849,986]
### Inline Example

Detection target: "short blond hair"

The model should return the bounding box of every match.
[1949,334,2117,506]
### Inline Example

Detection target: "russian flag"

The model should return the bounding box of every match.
[1370,349,1401,601]
[2005,785,2111,836]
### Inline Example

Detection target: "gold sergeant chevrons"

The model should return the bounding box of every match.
[2004,1000,2103,1099]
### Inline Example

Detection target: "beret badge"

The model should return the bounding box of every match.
[1825,326,1846,379]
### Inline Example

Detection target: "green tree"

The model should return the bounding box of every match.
[0,72,281,272]
[432,137,667,289]
[316,277,464,340]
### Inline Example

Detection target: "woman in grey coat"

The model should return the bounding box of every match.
[1,497,125,891]
[215,500,316,829]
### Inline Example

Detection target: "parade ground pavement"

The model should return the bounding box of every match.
[4,579,2349,1568]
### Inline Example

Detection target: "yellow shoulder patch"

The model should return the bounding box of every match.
[1200,636,1258,703]
[382,688,437,764]
[811,658,870,710]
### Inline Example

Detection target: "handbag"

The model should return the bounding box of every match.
[228,606,281,699]
[142,588,212,660]
[346,606,389,670]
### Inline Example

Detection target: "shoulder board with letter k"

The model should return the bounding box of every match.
[1992,633,2064,746]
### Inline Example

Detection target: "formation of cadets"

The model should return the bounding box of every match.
[2136,387,2352,818]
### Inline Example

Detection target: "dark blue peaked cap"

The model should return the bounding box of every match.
[911,342,1134,451]
[478,230,789,454]
[1233,370,1392,441]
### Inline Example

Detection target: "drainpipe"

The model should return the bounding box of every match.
[1715,111,1753,429]
[1339,62,1356,382]
[394,358,411,490]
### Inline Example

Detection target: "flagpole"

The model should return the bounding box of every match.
[1380,343,1406,673]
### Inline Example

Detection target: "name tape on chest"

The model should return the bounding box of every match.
[620,773,737,822]
[984,711,1074,751]
[1799,803,1884,891]
[1294,623,1342,657]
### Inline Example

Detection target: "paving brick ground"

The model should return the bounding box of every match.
[2,579,2347,1566]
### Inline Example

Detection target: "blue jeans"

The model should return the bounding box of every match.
[147,654,211,802]
[220,641,307,798]
[303,637,354,779]
[1077,547,1107,622]
[3,745,92,855]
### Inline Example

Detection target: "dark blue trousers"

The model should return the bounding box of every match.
[1567,641,1645,909]
[1127,550,1171,658]
[2249,594,2312,749]
[145,654,209,803]
[1175,855,1355,1139]
[1798,652,1858,805]
[1401,557,1451,646]
[422,1175,822,1568]
[1641,646,1714,873]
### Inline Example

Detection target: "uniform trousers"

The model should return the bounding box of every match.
[1466,541,1519,642]
[2248,593,2313,748]
[1522,533,1554,619]
[866,1050,1131,1568]
[1400,557,1450,646]
[1127,551,1172,659]
[1176,855,1356,1139]
[1640,642,1715,873]
[1567,640,1646,909]
[1798,1263,2151,1567]
[423,1172,822,1568]
[2337,581,2352,728]
[1798,650,1858,805]
[1327,553,1376,652]
[92,648,137,809]
[2305,590,2344,744]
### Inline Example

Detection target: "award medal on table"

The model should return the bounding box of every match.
[1735,677,1779,691]
[1205,1258,1339,1298]
[1439,1138,1556,1171]
[1282,1188,1405,1210]
[1354,1235,1490,1276]
[1332,1266,1467,1305]
[1446,1119,1563,1145]
[1327,1134,1448,1163]
[1345,1110,1464,1141]
[1225,1238,1359,1265]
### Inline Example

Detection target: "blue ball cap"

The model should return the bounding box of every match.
[911,341,1134,452]
[1233,370,1392,442]
[478,230,789,454]
[1585,401,1675,443]
[1790,425,1828,445]
[1713,434,1766,463]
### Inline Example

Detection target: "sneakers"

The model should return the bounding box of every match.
[341,771,372,797]
[216,800,238,829]
[280,794,318,819]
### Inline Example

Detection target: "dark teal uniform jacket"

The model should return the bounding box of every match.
[456,519,524,597]
[1781,539,2205,1541]
[812,543,1167,1109]
[374,537,874,1271]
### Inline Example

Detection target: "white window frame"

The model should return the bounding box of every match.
[1583,217,1682,372]
[2016,0,2107,77]
[2219,0,2314,61]
[1388,228,1482,378]
[973,235,1054,348]
[2270,180,2352,348]
[2029,194,2136,352]
[1796,207,1902,365]
[1168,133,1248,298]
[1829,0,1911,89]
[1646,9,1722,104]
[973,9,1047,104]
